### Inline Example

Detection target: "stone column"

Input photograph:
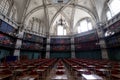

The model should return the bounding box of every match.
[71,37,75,58]
[46,36,50,58]
[13,30,24,60]
[96,22,108,59]
[99,39,108,59]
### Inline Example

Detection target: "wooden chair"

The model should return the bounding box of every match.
[56,71,65,75]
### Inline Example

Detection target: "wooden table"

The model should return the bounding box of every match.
[103,65,111,69]
[34,63,40,66]
[76,69,88,72]
[74,69,89,77]
[72,65,78,68]
[56,69,66,72]
[113,68,120,71]
[0,74,12,80]
[96,68,110,73]
[81,74,103,80]
[35,69,46,72]
[18,75,39,80]
[0,66,6,69]
[43,65,50,73]
[57,66,64,67]
[96,68,110,75]
[14,69,27,72]
[111,74,120,79]
[35,69,46,79]
[43,65,49,68]
[88,65,95,68]
[10,65,19,70]
[27,65,35,68]
[14,68,28,78]
[0,69,6,71]
[51,74,68,80]
[27,66,35,70]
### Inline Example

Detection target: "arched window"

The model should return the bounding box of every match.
[77,18,93,33]
[57,25,66,35]
[10,9,14,19]
[14,9,17,21]
[56,17,67,36]
[31,17,40,32]
[9,6,17,21]
[0,0,9,15]
[10,6,17,21]
[26,17,41,33]
[107,0,120,18]
[106,10,112,20]
[0,0,6,12]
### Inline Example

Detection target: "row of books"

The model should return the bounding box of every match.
[50,38,71,44]
[105,19,120,48]
[74,33,98,43]
[21,41,45,50]
[108,20,120,33]
[106,34,120,48]
[50,45,71,51]
[0,33,15,47]
[0,19,16,36]
[23,33,46,43]
[75,42,100,50]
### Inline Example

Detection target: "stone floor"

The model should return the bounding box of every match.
[45,64,109,80]
[45,63,75,80]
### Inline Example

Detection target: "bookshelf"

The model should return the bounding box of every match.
[74,32,100,51]
[50,38,71,52]
[0,19,17,49]
[21,32,46,51]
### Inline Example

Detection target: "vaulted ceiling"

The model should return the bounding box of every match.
[13,0,108,35]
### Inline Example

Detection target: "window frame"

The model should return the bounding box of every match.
[106,9,113,20]
[0,0,9,15]
[77,18,93,33]
[108,0,120,16]
[57,24,67,36]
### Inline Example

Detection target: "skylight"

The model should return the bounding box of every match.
[52,0,69,3]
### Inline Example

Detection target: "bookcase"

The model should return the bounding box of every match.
[21,32,46,51]
[0,19,17,49]
[50,38,71,52]
[74,31,101,59]
[50,38,71,58]
[74,32,100,51]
